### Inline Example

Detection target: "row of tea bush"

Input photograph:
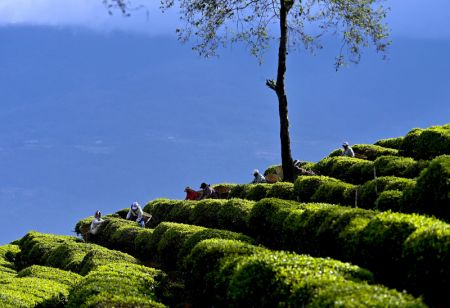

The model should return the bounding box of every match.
[76,217,425,307]
[0,232,167,307]
[142,197,450,306]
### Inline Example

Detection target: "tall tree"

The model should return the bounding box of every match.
[105,0,390,182]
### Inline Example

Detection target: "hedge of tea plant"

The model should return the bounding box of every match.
[375,136,404,149]
[400,124,450,160]
[140,197,449,305]
[184,239,425,307]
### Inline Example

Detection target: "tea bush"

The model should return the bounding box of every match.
[144,198,252,233]
[314,156,374,184]
[407,155,450,221]
[0,245,19,279]
[352,144,399,160]
[246,198,450,304]
[294,175,341,202]
[0,276,72,307]
[374,190,403,212]
[400,124,450,160]
[184,239,424,307]
[357,176,416,209]
[17,264,81,287]
[375,136,404,149]
[67,263,166,308]
[374,155,428,178]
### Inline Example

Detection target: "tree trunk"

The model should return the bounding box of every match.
[276,1,294,182]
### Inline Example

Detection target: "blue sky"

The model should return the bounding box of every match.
[1,1,450,244]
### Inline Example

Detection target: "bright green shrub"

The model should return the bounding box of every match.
[226,251,374,307]
[144,198,195,227]
[17,265,81,287]
[409,155,450,220]
[185,239,423,307]
[314,156,374,184]
[134,228,155,258]
[245,183,272,201]
[248,198,303,248]
[375,136,404,149]
[374,155,427,178]
[266,182,295,200]
[78,246,138,275]
[289,278,424,307]
[44,242,95,272]
[148,222,254,270]
[15,232,81,269]
[0,245,19,279]
[294,175,340,202]
[67,263,166,308]
[328,148,343,157]
[311,180,356,205]
[402,222,450,306]
[183,239,265,306]
[400,124,450,159]
[228,184,248,199]
[352,144,399,160]
[358,176,416,209]
[149,222,205,270]
[356,212,435,286]
[0,277,72,307]
[144,198,253,234]
[375,190,403,212]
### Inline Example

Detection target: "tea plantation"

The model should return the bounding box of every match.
[1,123,449,307]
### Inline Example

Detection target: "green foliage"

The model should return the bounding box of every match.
[400,124,450,159]
[0,276,72,307]
[374,155,428,178]
[144,198,252,233]
[375,190,403,212]
[409,155,450,220]
[352,144,399,160]
[294,175,339,201]
[246,198,449,305]
[375,136,404,149]
[148,221,254,270]
[15,232,82,269]
[402,222,450,306]
[0,245,19,279]
[67,263,166,308]
[17,264,81,287]
[311,180,356,205]
[314,156,374,184]
[245,183,272,201]
[358,176,416,209]
[248,198,303,248]
[266,182,295,200]
[184,239,423,307]
[184,239,263,306]
[78,246,138,276]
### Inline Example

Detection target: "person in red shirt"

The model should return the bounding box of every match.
[184,186,200,200]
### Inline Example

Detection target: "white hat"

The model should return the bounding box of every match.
[342,141,349,146]
[253,169,260,174]
[131,202,139,208]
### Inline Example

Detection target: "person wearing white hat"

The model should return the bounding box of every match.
[341,142,355,157]
[251,169,267,184]
[126,202,145,227]
[89,210,104,235]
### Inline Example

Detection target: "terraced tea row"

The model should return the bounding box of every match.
[136,197,450,306]
[75,217,425,307]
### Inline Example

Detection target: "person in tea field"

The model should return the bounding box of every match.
[293,160,317,177]
[184,186,200,200]
[126,202,145,227]
[251,169,267,184]
[341,141,355,157]
[198,183,218,199]
[90,210,104,235]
